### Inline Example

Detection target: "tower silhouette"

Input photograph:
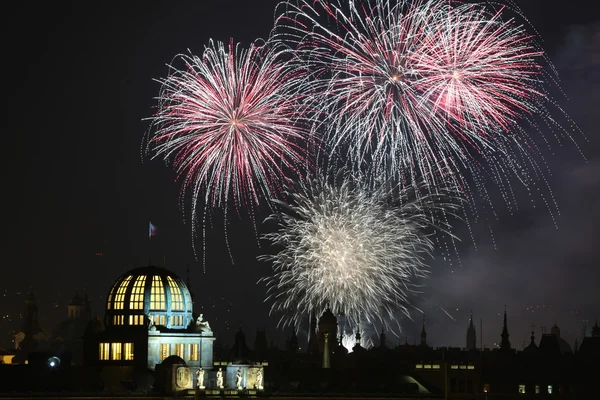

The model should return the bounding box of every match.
[501,306,511,350]
[466,311,477,350]
[420,315,428,347]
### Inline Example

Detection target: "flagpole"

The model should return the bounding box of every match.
[148,222,152,266]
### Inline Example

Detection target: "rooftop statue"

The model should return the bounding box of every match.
[196,314,212,335]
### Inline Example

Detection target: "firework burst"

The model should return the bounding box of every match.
[259,172,458,328]
[273,0,584,238]
[273,0,469,180]
[414,2,545,134]
[146,39,312,223]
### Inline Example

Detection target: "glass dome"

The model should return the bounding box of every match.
[105,266,193,329]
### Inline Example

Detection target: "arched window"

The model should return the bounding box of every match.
[114,276,133,310]
[129,275,147,310]
[167,276,183,311]
[150,276,165,310]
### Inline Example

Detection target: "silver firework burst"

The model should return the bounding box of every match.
[259,172,458,328]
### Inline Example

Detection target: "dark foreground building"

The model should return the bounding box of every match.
[1,266,599,399]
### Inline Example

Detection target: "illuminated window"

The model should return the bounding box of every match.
[174,343,184,358]
[160,344,170,360]
[170,315,183,326]
[114,276,133,310]
[150,276,165,310]
[451,365,459,370]
[459,365,467,370]
[424,364,432,369]
[432,364,441,369]
[124,343,134,361]
[167,276,183,311]
[111,343,122,360]
[129,314,144,325]
[415,364,423,369]
[154,315,166,326]
[106,287,116,310]
[189,344,199,361]
[519,384,526,394]
[113,315,124,325]
[467,365,475,370]
[99,343,110,360]
[483,384,490,393]
[535,385,540,394]
[129,276,146,310]
[548,385,552,394]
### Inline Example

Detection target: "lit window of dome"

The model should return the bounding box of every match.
[150,276,166,310]
[129,276,146,310]
[167,276,183,311]
[114,276,133,310]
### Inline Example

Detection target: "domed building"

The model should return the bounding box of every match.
[84,266,214,371]
[538,323,573,356]
[550,323,572,354]
[317,308,337,353]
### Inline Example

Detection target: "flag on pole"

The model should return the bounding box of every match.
[149,222,158,238]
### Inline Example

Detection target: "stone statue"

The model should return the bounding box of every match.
[255,368,263,390]
[235,368,242,390]
[216,368,224,389]
[147,315,157,331]
[196,367,205,389]
[196,314,213,334]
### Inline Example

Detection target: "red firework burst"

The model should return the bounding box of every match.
[413,3,545,134]
[148,40,311,215]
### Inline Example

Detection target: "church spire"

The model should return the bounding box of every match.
[501,306,511,350]
[466,311,477,350]
[420,315,427,347]
[524,323,538,352]
[352,329,365,352]
[17,290,43,354]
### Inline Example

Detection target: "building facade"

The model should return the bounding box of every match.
[84,266,214,371]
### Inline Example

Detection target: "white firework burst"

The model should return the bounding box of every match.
[259,172,458,328]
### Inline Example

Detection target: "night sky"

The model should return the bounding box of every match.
[3,0,599,351]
